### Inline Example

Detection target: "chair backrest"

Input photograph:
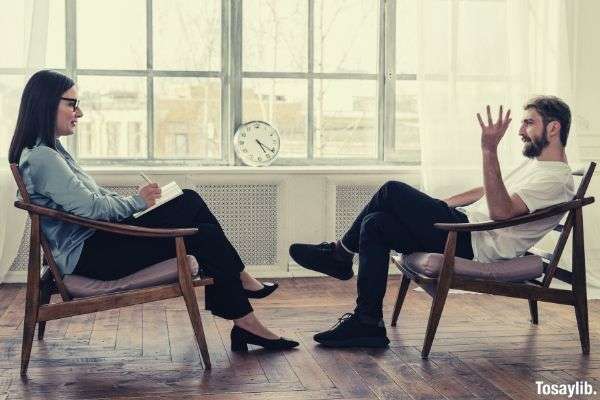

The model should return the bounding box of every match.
[10,164,72,301]
[574,162,596,199]
[541,161,596,287]
[10,163,31,203]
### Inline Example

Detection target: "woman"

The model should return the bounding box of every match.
[8,70,297,352]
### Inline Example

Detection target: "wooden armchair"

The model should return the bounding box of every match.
[391,162,596,359]
[9,164,214,376]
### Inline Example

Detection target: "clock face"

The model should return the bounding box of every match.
[234,121,281,166]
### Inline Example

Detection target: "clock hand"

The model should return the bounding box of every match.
[255,139,269,155]
[256,139,275,153]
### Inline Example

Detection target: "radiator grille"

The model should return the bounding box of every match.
[335,185,380,239]
[9,218,33,272]
[194,184,278,265]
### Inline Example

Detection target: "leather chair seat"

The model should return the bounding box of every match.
[396,253,543,282]
[63,255,199,298]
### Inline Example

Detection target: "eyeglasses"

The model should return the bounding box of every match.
[61,97,80,112]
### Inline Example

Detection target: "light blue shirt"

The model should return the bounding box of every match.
[18,138,147,275]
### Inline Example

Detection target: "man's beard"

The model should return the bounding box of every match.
[522,132,550,158]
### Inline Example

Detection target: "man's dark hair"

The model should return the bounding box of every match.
[8,70,75,163]
[524,95,571,147]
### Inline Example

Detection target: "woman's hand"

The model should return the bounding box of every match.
[139,183,161,207]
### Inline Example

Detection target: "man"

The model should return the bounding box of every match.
[290,96,575,348]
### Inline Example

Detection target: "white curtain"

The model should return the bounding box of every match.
[418,0,577,197]
[0,0,49,282]
[416,0,600,297]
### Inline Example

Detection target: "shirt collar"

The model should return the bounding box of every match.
[35,136,68,156]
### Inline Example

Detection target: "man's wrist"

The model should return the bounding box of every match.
[482,148,498,157]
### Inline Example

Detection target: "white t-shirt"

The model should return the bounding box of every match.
[457,159,575,262]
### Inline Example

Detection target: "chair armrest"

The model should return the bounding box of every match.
[14,201,198,238]
[435,197,594,232]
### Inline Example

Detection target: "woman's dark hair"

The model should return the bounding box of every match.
[8,70,75,163]
[524,95,571,146]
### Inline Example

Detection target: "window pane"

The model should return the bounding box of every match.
[46,1,66,69]
[0,0,65,69]
[77,76,147,159]
[457,1,507,75]
[243,79,307,158]
[314,0,378,74]
[244,0,307,72]
[396,0,417,75]
[421,0,449,76]
[387,80,420,163]
[154,78,221,159]
[77,0,146,70]
[0,2,26,68]
[314,80,377,158]
[153,0,221,71]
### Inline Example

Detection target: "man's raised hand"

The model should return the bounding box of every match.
[477,105,512,153]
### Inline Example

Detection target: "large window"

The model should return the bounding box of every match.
[1,0,424,166]
[243,1,381,161]
[73,0,222,163]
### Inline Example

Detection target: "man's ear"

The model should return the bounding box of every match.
[546,121,561,139]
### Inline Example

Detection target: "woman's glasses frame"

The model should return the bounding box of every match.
[60,97,80,112]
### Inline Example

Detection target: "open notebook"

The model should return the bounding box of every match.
[133,181,184,218]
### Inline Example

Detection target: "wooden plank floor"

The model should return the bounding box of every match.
[1,277,599,400]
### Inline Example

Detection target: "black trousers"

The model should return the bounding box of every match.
[73,189,253,320]
[341,181,474,323]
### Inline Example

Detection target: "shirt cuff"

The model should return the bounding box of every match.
[131,195,147,211]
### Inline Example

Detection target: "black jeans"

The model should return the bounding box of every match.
[73,189,253,320]
[341,181,474,323]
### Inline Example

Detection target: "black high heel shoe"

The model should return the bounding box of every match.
[230,325,299,352]
[244,281,279,299]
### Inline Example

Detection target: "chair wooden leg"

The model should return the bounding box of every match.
[182,286,212,369]
[572,208,590,355]
[37,282,52,340]
[528,299,538,325]
[421,281,451,359]
[21,310,37,376]
[573,261,590,355]
[22,215,41,376]
[391,275,411,327]
[176,238,212,369]
[574,297,590,355]
[37,321,47,341]
[20,313,37,375]
[421,232,456,359]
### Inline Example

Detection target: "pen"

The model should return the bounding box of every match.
[140,172,153,184]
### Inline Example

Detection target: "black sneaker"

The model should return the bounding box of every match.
[314,313,390,348]
[289,242,354,280]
